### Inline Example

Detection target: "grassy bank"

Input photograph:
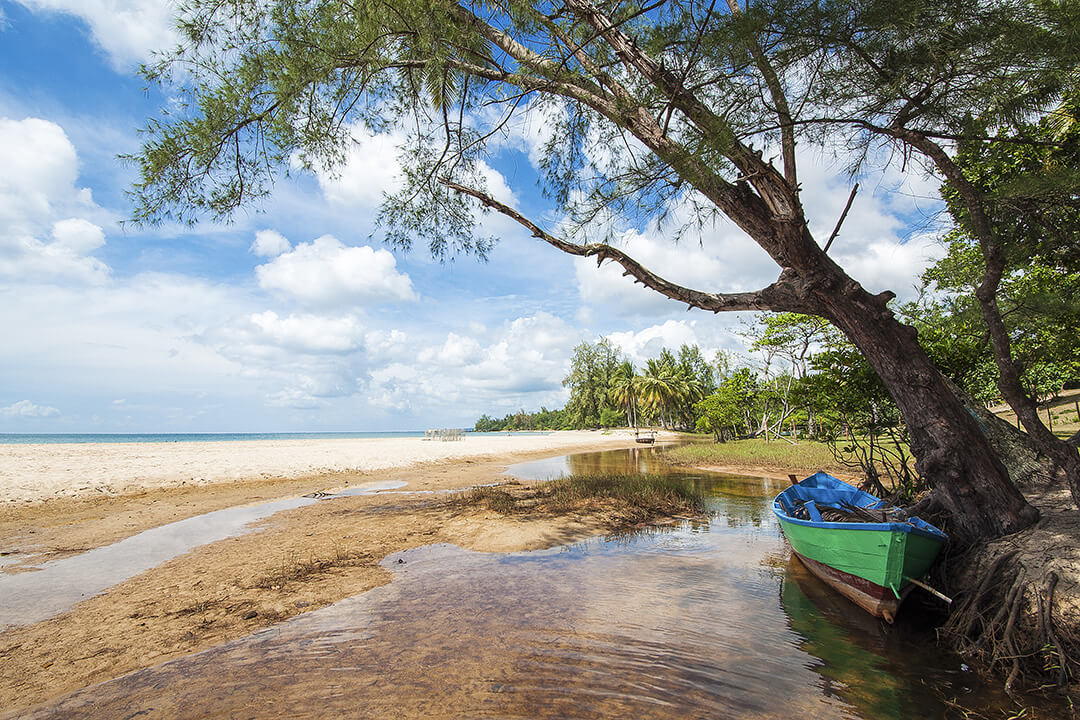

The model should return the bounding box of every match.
[452,474,706,525]
[662,439,850,476]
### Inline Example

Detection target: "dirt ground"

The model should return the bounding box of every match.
[0,441,653,714]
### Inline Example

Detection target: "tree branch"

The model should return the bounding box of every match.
[724,0,798,190]
[823,183,858,253]
[440,180,810,315]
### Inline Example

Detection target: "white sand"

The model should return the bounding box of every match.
[0,431,641,504]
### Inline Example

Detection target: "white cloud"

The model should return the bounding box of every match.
[0,117,110,283]
[51,218,106,253]
[368,312,582,414]
[574,214,773,318]
[248,311,366,354]
[606,319,742,369]
[310,127,405,210]
[16,0,177,70]
[250,229,292,257]
[255,235,417,307]
[0,400,60,418]
[799,149,947,300]
[832,233,946,299]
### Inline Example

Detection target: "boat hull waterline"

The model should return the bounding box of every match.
[773,472,947,622]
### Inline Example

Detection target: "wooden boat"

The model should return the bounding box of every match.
[634,430,656,444]
[772,472,947,622]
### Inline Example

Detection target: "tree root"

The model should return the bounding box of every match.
[940,549,1078,697]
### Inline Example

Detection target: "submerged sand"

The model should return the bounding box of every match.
[0,430,637,504]
[0,431,676,712]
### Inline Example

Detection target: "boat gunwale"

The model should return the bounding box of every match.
[771,500,947,542]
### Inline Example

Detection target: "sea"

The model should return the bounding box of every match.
[0,431,552,445]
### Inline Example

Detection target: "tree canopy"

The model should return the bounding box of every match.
[129,0,1080,543]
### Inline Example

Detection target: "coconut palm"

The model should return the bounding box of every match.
[609,361,639,429]
[638,359,679,429]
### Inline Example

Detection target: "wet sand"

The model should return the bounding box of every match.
[0,432,661,713]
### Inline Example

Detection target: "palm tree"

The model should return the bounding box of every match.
[609,361,639,429]
[639,359,678,429]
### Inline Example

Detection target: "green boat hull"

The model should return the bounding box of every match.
[777,515,944,621]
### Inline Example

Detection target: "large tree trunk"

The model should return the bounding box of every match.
[817,277,1039,547]
[977,277,1080,507]
[944,376,1059,489]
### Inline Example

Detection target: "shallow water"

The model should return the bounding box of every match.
[9,449,1046,718]
[0,480,406,628]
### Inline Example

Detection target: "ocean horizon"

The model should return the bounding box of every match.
[0,430,554,445]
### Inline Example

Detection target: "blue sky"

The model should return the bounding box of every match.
[0,0,948,433]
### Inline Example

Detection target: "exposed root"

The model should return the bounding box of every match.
[940,547,1079,699]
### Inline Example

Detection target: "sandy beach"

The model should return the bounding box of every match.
[0,430,683,712]
[0,430,639,504]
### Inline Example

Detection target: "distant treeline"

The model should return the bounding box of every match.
[473,407,569,432]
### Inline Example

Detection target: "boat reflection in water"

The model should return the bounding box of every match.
[779,556,988,719]
[8,447,1042,720]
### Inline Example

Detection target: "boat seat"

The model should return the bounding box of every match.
[802,500,823,523]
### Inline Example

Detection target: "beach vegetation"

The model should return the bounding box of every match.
[663,439,844,476]
[452,474,705,524]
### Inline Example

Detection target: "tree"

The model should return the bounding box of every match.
[128,0,1080,544]
[609,360,639,428]
[696,367,759,441]
[927,98,1080,502]
[563,338,622,428]
[637,358,678,429]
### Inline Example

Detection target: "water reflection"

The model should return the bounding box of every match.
[0,480,408,628]
[9,449,1035,719]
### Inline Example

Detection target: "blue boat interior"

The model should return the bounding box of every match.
[774,472,947,541]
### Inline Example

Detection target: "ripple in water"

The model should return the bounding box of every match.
[11,451,1026,719]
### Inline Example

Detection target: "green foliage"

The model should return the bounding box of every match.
[663,439,845,475]
[563,339,622,429]
[473,407,567,432]
[474,341,722,432]
[908,93,1080,402]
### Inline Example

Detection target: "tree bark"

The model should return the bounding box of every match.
[778,224,1039,547]
[438,2,1040,547]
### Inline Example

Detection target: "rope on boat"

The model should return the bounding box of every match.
[905,576,953,605]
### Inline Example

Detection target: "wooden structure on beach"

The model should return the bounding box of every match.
[424,428,464,441]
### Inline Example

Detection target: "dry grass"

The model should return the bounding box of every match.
[451,474,705,525]
[250,548,375,590]
[991,387,1080,439]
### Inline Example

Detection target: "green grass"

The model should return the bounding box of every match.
[452,474,705,524]
[662,439,848,475]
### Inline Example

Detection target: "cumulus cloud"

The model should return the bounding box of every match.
[606,319,742,369]
[248,311,366,354]
[255,235,417,307]
[832,233,946,299]
[309,127,405,210]
[0,400,60,418]
[368,312,582,415]
[16,0,177,70]
[250,229,292,258]
[0,117,110,283]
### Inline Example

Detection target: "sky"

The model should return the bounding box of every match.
[0,0,949,433]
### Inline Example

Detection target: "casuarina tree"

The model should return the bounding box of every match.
[129,0,1079,545]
